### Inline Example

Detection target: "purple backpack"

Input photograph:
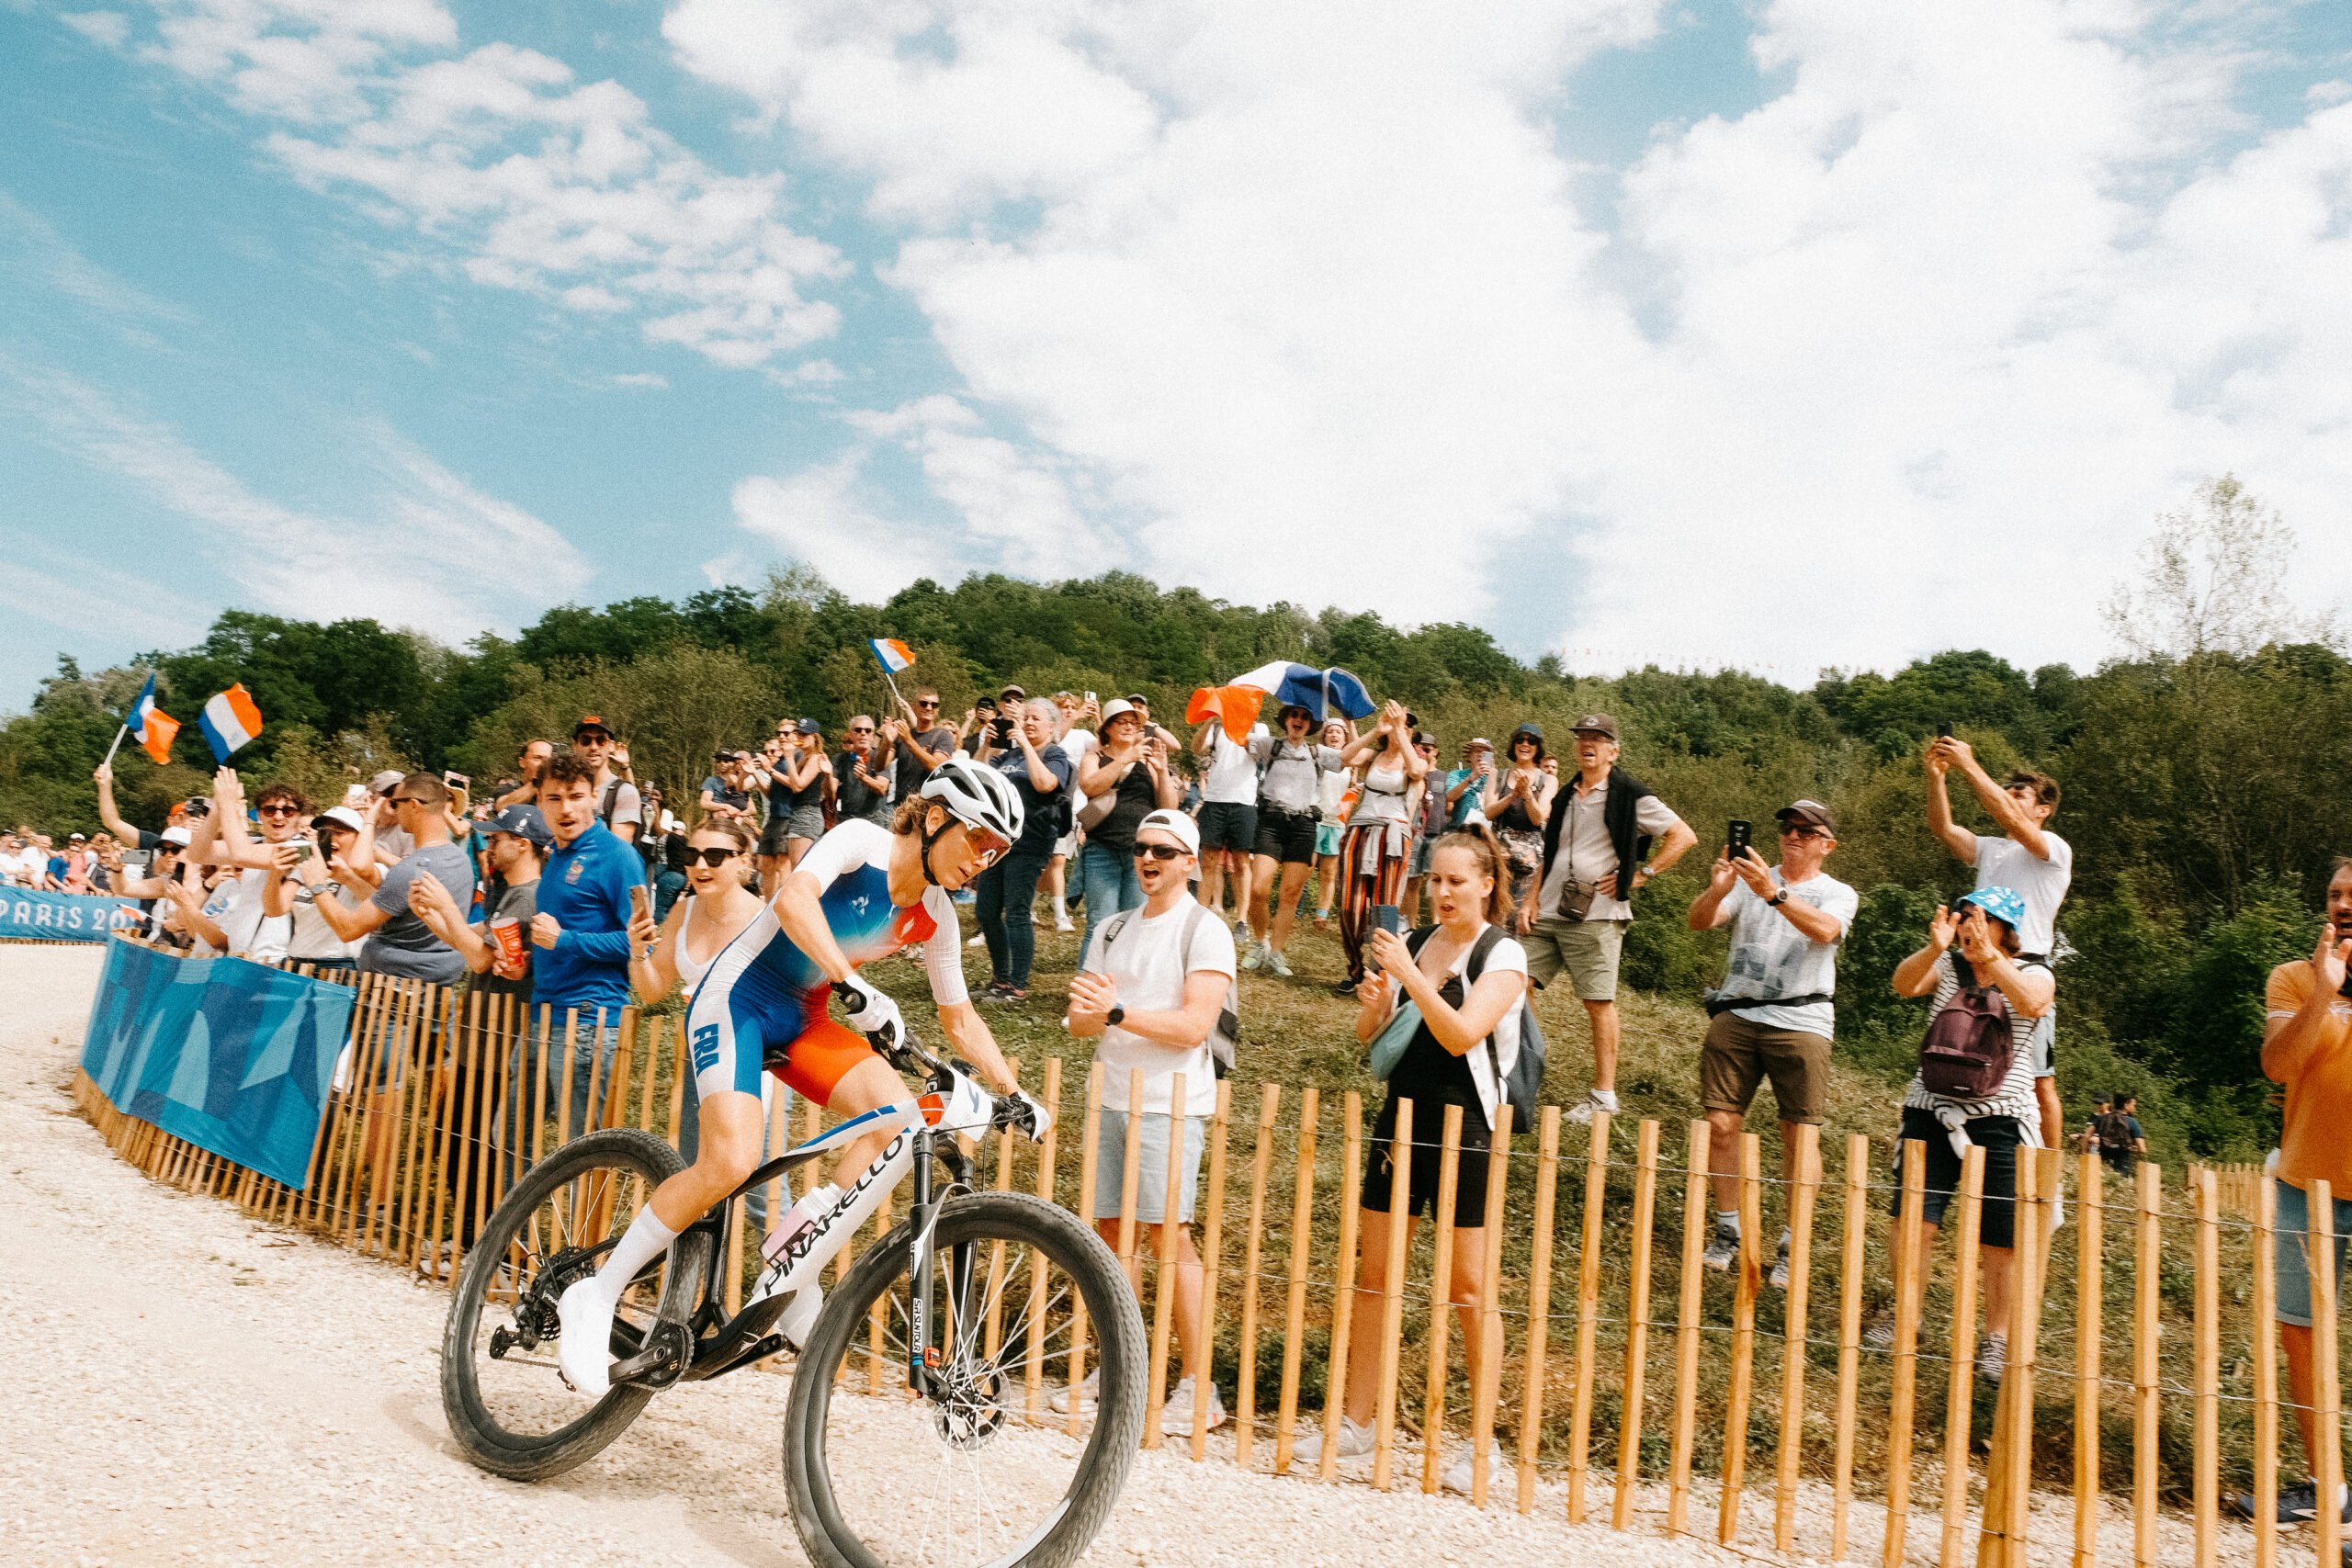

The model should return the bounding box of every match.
[1918,965,2014,1100]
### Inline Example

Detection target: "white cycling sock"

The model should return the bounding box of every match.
[593,1205,680,1300]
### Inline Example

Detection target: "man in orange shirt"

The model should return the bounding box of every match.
[2239,857,2352,1527]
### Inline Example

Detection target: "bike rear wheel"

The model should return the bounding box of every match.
[440,1127,704,1480]
[782,1190,1146,1568]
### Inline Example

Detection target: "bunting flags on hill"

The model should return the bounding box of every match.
[1185,661,1376,741]
[868,637,915,674]
[126,673,178,766]
[198,683,264,762]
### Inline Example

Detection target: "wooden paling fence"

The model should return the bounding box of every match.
[74,984,2313,1564]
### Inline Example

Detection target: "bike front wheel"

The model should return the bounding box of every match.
[782,1190,1147,1568]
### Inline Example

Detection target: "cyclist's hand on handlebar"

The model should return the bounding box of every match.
[996,1089,1053,1145]
[831,975,902,1043]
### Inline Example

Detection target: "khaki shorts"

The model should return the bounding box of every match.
[1700,1013,1831,1125]
[1522,916,1627,1000]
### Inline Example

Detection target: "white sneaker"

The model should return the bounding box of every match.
[1565,1090,1618,1124]
[556,1279,616,1399]
[1160,1375,1227,1437]
[1240,940,1265,971]
[1048,1367,1100,1416]
[1054,916,1075,932]
[1291,1413,1377,1467]
[1702,1222,1741,1272]
[1767,1231,1792,1291]
[1441,1441,1513,1496]
[967,931,988,948]
[777,1283,823,1349]
[1267,949,1294,977]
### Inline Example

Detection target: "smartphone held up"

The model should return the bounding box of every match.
[1726,818,1752,863]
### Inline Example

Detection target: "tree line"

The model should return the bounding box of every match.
[4,479,2343,1159]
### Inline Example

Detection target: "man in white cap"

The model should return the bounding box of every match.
[1060,807,1236,1437]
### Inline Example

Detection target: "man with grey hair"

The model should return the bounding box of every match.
[973,695,1073,1002]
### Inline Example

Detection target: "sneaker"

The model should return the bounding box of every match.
[1048,1368,1100,1416]
[1441,1441,1513,1496]
[1160,1375,1227,1437]
[1975,1331,2007,1385]
[556,1279,616,1399]
[1053,916,1075,932]
[1702,1221,1741,1272]
[1234,917,1250,941]
[1267,949,1294,977]
[1331,977,1358,997]
[967,931,988,948]
[1240,940,1265,972]
[2229,1479,2352,1524]
[1292,1413,1378,1467]
[1861,1316,1897,1353]
[977,979,1012,1001]
[1565,1090,1618,1124]
[1768,1231,1792,1291]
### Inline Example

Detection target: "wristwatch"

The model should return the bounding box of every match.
[1105,1005,1126,1027]
[1768,888,1790,907]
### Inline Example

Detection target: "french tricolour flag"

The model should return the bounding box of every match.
[198,682,265,762]
[127,673,179,766]
[869,637,915,674]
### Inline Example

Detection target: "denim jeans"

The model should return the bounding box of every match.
[652,868,688,922]
[1076,840,1144,965]
[976,851,1050,987]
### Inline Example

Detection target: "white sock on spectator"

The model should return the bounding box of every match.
[1716,1211,1740,1232]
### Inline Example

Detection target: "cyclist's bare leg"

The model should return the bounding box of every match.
[644,1089,763,1229]
[821,1054,907,1185]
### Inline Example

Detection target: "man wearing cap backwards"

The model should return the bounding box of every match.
[1062,807,1238,1435]
[1924,736,2071,1161]
[1523,713,1699,1122]
[1883,886,2055,1386]
[1687,800,1859,1288]
[570,715,643,844]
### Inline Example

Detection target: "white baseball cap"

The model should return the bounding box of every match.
[1135,809,1199,856]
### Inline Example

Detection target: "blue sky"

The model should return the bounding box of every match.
[4,0,2348,711]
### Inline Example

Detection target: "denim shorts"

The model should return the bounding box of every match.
[1091,1107,1206,1224]
[2274,1177,2352,1328]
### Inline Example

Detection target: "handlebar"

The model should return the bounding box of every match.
[830,980,1044,1141]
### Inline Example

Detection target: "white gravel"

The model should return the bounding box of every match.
[6,944,2256,1566]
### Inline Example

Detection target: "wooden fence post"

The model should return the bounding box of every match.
[1939,1144,1987,1568]
[2132,1160,2160,1568]
[2312,1178,2341,1568]
[1568,1109,1611,1523]
[1273,1084,1318,1477]
[1668,1119,1708,1538]
[1023,1055,1062,1422]
[1191,1077,1231,1462]
[1422,1102,1465,1495]
[2251,1168,2277,1568]
[1142,1073,1187,1450]
[1371,1098,1413,1493]
[2193,1167,2219,1568]
[1067,1062,1102,1438]
[1319,1090,1364,1483]
[1235,1082,1280,1469]
[1884,1139,1927,1568]
[1720,1131,1762,1546]
[2075,1154,2103,1568]
[1615,1118,1660,1529]
[1470,1103,1513,1508]
[1776,1121,1821,1554]
[1833,1132,1869,1560]
[1518,1105,1563,1517]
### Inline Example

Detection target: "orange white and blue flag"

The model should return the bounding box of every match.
[868,637,915,674]
[126,673,179,766]
[198,682,264,762]
[1186,661,1375,742]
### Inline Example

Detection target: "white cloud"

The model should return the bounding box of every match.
[96,2,844,367]
[0,186,196,337]
[0,355,590,641]
[59,10,129,49]
[672,0,2352,673]
[605,371,669,389]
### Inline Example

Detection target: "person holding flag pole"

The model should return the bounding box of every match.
[93,671,182,850]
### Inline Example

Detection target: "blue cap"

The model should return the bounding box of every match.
[1957,886,2027,931]
[483,803,553,850]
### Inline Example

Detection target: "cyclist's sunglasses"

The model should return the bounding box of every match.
[686,847,741,867]
[958,823,1011,867]
[1133,843,1187,863]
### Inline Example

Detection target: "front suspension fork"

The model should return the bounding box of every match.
[905,1132,976,1400]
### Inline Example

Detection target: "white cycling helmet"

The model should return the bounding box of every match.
[915,755,1024,864]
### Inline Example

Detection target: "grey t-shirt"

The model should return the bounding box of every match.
[1716,869,1859,1038]
[362,840,476,984]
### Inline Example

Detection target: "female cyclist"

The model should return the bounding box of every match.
[558,757,1048,1397]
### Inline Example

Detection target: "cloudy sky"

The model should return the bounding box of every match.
[3,0,2346,708]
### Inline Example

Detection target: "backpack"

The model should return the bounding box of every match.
[1097,903,1238,1078]
[1917,958,2016,1100]
[1402,924,1545,1134]
[2096,1111,2134,1159]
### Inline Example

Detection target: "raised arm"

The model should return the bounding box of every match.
[92,761,143,844]
[1939,737,2052,860]
[1923,741,1982,863]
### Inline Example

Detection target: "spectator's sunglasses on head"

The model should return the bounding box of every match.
[1133,842,1186,863]
[685,846,741,867]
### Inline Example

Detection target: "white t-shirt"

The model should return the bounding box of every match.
[1716,869,1859,1037]
[1972,831,2072,956]
[1081,902,1238,1118]
[1200,724,1267,806]
[1249,735,1343,812]
[0,848,39,886]
[1057,728,1098,770]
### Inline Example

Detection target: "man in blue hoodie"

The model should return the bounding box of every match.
[515,750,646,1175]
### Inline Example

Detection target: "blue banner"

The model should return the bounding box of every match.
[81,938,356,1188]
[0,886,146,942]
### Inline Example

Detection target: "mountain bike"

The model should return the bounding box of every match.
[440,991,1147,1568]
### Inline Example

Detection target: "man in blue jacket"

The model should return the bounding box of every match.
[512,750,647,1179]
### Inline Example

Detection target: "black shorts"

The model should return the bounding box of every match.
[1251,806,1317,865]
[757,818,793,856]
[1197,800,1258,854]
[1362,1094,1492,1225]
[1892,1106,2024,1248]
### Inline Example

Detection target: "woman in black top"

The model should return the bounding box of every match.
[1481,722,1555,910]
[1297,825,1529,1485]
[1073,700,1181,962]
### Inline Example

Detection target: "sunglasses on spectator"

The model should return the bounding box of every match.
[1780,825,1828,840]
[850,725,875,734]
[915,699,939,708]
[256,804,300,817]
[686,847,741,867]
[1133,843,1186,863]
[387,795,424,807]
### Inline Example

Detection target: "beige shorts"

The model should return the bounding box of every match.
[1699,1013,1831,1125]
[1522,916,1628,1001]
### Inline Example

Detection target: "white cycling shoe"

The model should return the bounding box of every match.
[557,1279,616,1399]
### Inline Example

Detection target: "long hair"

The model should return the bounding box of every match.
[1430,823,1517,926]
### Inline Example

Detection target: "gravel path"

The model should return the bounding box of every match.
[6,944,2252,1567]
